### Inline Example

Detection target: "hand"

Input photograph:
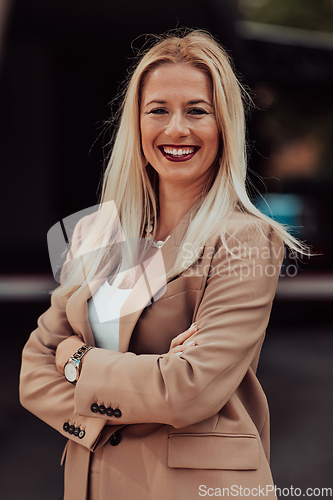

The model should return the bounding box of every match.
[164,323,198,357]
[55,336,86,374]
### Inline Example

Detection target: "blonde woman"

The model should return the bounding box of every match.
[20,29,305,500]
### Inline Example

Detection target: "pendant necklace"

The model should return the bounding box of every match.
[145,220,171,249]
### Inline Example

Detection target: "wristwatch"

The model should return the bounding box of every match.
[64,344,93,384]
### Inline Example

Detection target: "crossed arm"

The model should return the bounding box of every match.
[55,324,198,373]
[20,217,284,449]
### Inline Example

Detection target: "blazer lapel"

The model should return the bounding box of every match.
[118,212,190,352]
[66,279,102,345]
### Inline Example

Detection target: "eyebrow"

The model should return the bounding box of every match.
[188,100,213,107]
[144,99,213,108]
[145,100,166,106]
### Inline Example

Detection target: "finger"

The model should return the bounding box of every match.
[170,323,197,349]
[174,342,195,357]
[176,322,198,341]
[165,341,196,357]
[184,339,196,346]
[174,341,195,351]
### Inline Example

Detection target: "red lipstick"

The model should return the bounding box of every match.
[158,145,200,162]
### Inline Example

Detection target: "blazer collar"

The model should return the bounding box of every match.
[66,209,192,351]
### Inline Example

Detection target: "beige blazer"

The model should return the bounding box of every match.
[20,207,284,500]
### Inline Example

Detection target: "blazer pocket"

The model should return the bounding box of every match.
[168,433,259,470]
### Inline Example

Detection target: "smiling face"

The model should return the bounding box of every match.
[140,63,220,192]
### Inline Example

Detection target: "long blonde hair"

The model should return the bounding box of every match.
[54,29,307,299]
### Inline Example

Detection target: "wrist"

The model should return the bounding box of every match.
[63,344,93,384]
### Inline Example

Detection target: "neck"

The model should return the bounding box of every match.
[155,181,203,241]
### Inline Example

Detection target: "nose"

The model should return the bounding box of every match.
[165,112,190,138]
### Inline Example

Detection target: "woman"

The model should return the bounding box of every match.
[20,29,305,499]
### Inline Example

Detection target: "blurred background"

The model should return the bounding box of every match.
[0,0,332,498]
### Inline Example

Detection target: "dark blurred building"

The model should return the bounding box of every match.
[237,19,333,272]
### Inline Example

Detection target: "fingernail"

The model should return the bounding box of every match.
[190,323,197,328]
[175,351,183,356]
[185,341,195,346]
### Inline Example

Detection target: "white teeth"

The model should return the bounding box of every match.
[163,147,195,157]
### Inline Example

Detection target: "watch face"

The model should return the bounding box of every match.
[64,362,78,382]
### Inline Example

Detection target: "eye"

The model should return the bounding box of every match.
[148,108,168,115]
[188,108,208,115]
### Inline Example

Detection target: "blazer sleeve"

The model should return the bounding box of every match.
[74,219,284,429]
[19,217,106,451]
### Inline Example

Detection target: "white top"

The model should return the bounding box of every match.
[87,280,132,350]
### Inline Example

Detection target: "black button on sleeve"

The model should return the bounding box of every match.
[91,403,99,413]
[74,427,80,437]
[78,430,86,439]
[98,405,106,415]
[68,425,75,435]
[113,408,122,418]
[109,431,121,446]
[106,407,114,417]
[63,422,69,432]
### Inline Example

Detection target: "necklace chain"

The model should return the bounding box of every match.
[145,220,170,248]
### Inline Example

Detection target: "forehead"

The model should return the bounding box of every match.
[141,63,213,103]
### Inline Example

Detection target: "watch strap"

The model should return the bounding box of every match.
[64,344,93,383]
[70,344,93,364]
